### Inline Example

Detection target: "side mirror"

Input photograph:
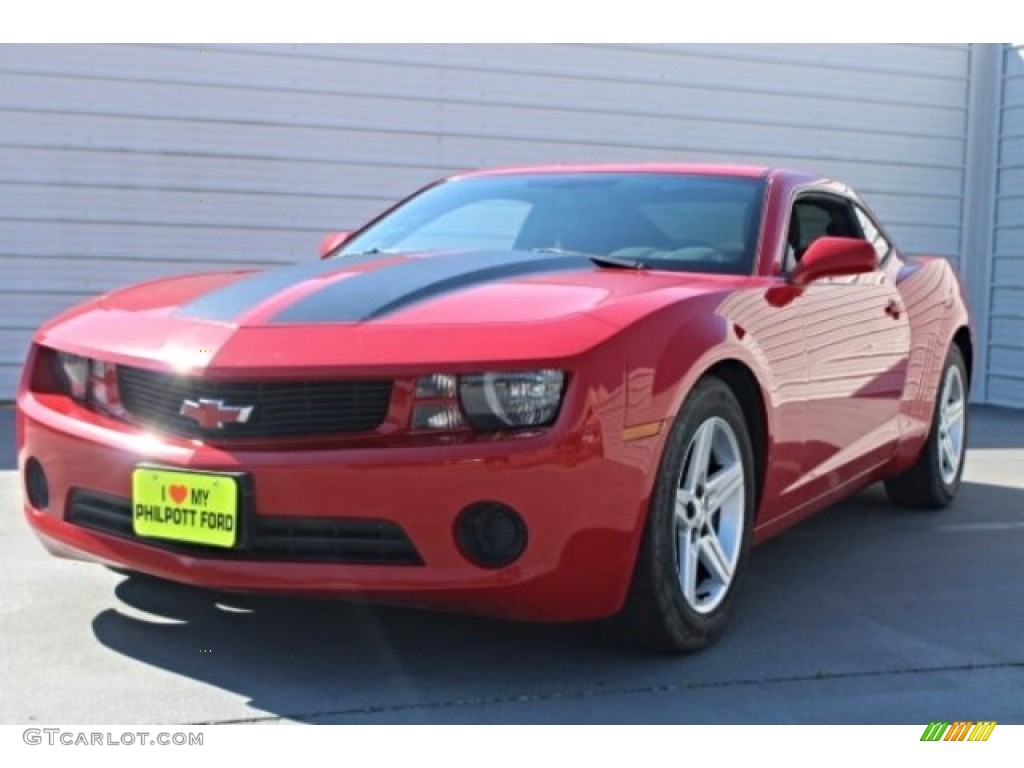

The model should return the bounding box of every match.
[318,231,352,259]
[789,236,876,286]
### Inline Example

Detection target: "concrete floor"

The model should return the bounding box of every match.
[1,404,1022,724]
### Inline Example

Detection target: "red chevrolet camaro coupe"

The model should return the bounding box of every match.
[16,165,971,652]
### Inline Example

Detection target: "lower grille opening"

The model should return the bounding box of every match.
[67,489,423,565]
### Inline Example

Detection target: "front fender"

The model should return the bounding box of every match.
[611,291,778,498]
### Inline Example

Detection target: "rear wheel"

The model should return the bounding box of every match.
[884,344,968,508]
[609,376,755,653]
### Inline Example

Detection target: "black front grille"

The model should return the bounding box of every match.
[67,490,423,565]
[116,366,393,439]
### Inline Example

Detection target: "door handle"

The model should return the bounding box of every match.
[884,299,903,319]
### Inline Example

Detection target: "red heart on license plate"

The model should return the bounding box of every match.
[168,484,188,504]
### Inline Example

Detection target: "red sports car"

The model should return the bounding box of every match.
[16,165,971,652]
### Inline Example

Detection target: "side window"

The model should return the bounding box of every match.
[853,205,893,262]
[784,195,860,273]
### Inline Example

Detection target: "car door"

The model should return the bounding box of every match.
[785,192,911,496]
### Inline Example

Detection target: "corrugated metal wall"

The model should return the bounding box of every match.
[0,43,973,398]
[989,45,1024,408]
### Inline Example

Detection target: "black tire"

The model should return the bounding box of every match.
[608,376,756,653]
[884,344,968,509]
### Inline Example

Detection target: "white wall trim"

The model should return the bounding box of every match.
[959,43,1004,402]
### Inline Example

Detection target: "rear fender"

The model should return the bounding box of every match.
[890,256,972,471]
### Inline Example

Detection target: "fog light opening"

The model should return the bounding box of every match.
[455,502,527,569]
[25,457,49,510]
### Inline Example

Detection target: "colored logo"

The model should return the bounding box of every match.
[179,398,254,429]
[920,721,996,742]
[168,484,188,504]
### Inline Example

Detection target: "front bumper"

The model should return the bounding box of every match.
[16,387,653,622]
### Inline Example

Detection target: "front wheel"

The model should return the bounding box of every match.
[608,376,756,653]
[884,344,968,508]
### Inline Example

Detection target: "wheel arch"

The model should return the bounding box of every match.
[614,297,777,525]
[952,325,973,391]
[608,356,768,651]
[696,359,769,521]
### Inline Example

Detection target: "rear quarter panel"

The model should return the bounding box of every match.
[890,255,972,471]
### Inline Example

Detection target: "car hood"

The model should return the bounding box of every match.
[37,250,744,372]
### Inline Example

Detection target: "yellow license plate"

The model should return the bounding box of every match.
[131,467,239,548]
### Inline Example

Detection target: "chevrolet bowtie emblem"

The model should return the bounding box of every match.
[179,398,254,429]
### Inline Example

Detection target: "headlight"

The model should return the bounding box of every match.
[50,350,125,416]
[55,351,90,401]
[459,370,565,430]
[89,360,121,413]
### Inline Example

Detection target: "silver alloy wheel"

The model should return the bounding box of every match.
[674,416,746,614]
[937,364,966,485]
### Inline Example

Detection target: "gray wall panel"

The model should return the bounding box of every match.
[988,46,1024,407]
[0,43,976,399]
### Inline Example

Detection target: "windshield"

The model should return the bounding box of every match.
[337,173,766,274]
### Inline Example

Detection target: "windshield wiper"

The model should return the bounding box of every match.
[530,247,646,270]
[347,248,396,256]
[587,253,647,270]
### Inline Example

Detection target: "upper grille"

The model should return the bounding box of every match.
[116,366,393,439]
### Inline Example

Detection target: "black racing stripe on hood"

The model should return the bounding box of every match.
[271,250,594,324]
[176,251,397,323]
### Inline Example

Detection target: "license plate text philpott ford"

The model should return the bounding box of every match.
[131,468,239,548]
